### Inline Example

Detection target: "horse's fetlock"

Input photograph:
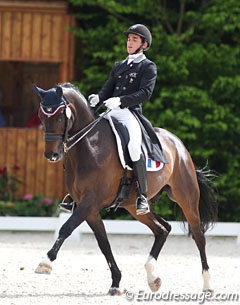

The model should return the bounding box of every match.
[47,249,57,262]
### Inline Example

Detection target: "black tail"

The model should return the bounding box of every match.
[196,167,218,234]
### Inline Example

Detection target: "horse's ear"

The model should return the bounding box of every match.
[33,84,45,98]
[56,86,63,98]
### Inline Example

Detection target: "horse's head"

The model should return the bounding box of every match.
[33,84,74,162]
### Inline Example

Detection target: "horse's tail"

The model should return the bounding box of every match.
[196,167,218,234]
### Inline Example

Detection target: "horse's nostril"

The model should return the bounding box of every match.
[50,153,59,162]
[44,152,59,161]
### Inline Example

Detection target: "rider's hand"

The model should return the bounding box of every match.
[104,97,121,110]
[88,94,100,107]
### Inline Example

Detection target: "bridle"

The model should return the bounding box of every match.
[41,95,71,144]
[41,95,111,154]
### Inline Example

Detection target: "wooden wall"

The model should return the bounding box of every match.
[0,0,76,126]
[0,128,66,200]
[0,0,75,81]
[0,1,75,199]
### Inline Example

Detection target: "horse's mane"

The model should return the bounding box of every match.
[58,82,88,106]
[58,82,99,118]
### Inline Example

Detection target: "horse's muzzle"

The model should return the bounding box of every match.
[44,151,62,162]
[43,132,64,162]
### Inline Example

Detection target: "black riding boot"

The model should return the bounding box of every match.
[133,155,150,215]
[59,193,76,212]
[59,201,75,212]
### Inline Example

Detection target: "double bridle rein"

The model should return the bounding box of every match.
[63,108,110,153]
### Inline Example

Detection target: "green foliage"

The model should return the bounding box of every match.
[0,194,58,217]
[0,165,22,201]
[69,0,240,221]
[0,165,58,217]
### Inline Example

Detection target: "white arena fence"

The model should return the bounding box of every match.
[0,213,239,244]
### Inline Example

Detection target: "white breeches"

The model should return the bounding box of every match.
[108,107,142,162]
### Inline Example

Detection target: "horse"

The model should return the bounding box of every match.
[33,82,218,296]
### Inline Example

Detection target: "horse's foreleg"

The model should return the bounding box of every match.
[35,204,89,274]
[86,214,122,296]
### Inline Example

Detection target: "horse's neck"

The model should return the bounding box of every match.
[64,88,95,131]
[70,118,114,158]
[71,101,95,133]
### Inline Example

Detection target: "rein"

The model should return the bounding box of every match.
[63,108,111,153]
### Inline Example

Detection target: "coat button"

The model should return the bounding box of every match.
[123,87,126,90]
[116,86,119,90]
[118,75,121,78]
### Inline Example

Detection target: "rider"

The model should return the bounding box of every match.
[90,24,158,215]
[60,24,166,215]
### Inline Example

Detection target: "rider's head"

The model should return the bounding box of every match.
[124,24,152,55]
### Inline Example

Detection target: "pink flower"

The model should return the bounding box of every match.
[0,166,7,175]
[41,197,53,205]
[12,165,21,171]
[22,193,34,200]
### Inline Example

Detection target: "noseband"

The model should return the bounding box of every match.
[44,132,64,142]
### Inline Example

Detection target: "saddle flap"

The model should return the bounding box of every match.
[104,114,164,172]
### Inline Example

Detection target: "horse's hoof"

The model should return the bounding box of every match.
[148,277,162,292]
[107,287,121,296]
[35,263,52,274]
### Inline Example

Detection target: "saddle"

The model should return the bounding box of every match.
[104,114,166,172]
[103,114,166,211]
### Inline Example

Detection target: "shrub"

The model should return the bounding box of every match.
[0,194,58,217]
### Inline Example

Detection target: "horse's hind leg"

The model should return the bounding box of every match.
[170,170,213,293]
[183,207,213,293]
[125,206,171,292]
[145,213,172,292]
[86,214,122,296]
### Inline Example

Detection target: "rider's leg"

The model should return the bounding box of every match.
[109,108,150,215]
[59,194,76,212]
[59,201,76,212]
[132,154,150,215]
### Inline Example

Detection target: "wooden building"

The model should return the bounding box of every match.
[0,0,75,126]
[0,0,76,199]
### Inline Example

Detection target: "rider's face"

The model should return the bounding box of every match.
[127,34,147,55]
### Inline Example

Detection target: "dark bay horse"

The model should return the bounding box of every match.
[33,83,217,295]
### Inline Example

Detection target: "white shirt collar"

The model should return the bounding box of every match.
[127,53,144,64]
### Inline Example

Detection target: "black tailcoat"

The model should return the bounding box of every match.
[98,54,167,163]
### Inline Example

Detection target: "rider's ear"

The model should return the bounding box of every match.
[56,86,63,98]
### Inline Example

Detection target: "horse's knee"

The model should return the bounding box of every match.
[59,224,72,238]
[59,216,80,238]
